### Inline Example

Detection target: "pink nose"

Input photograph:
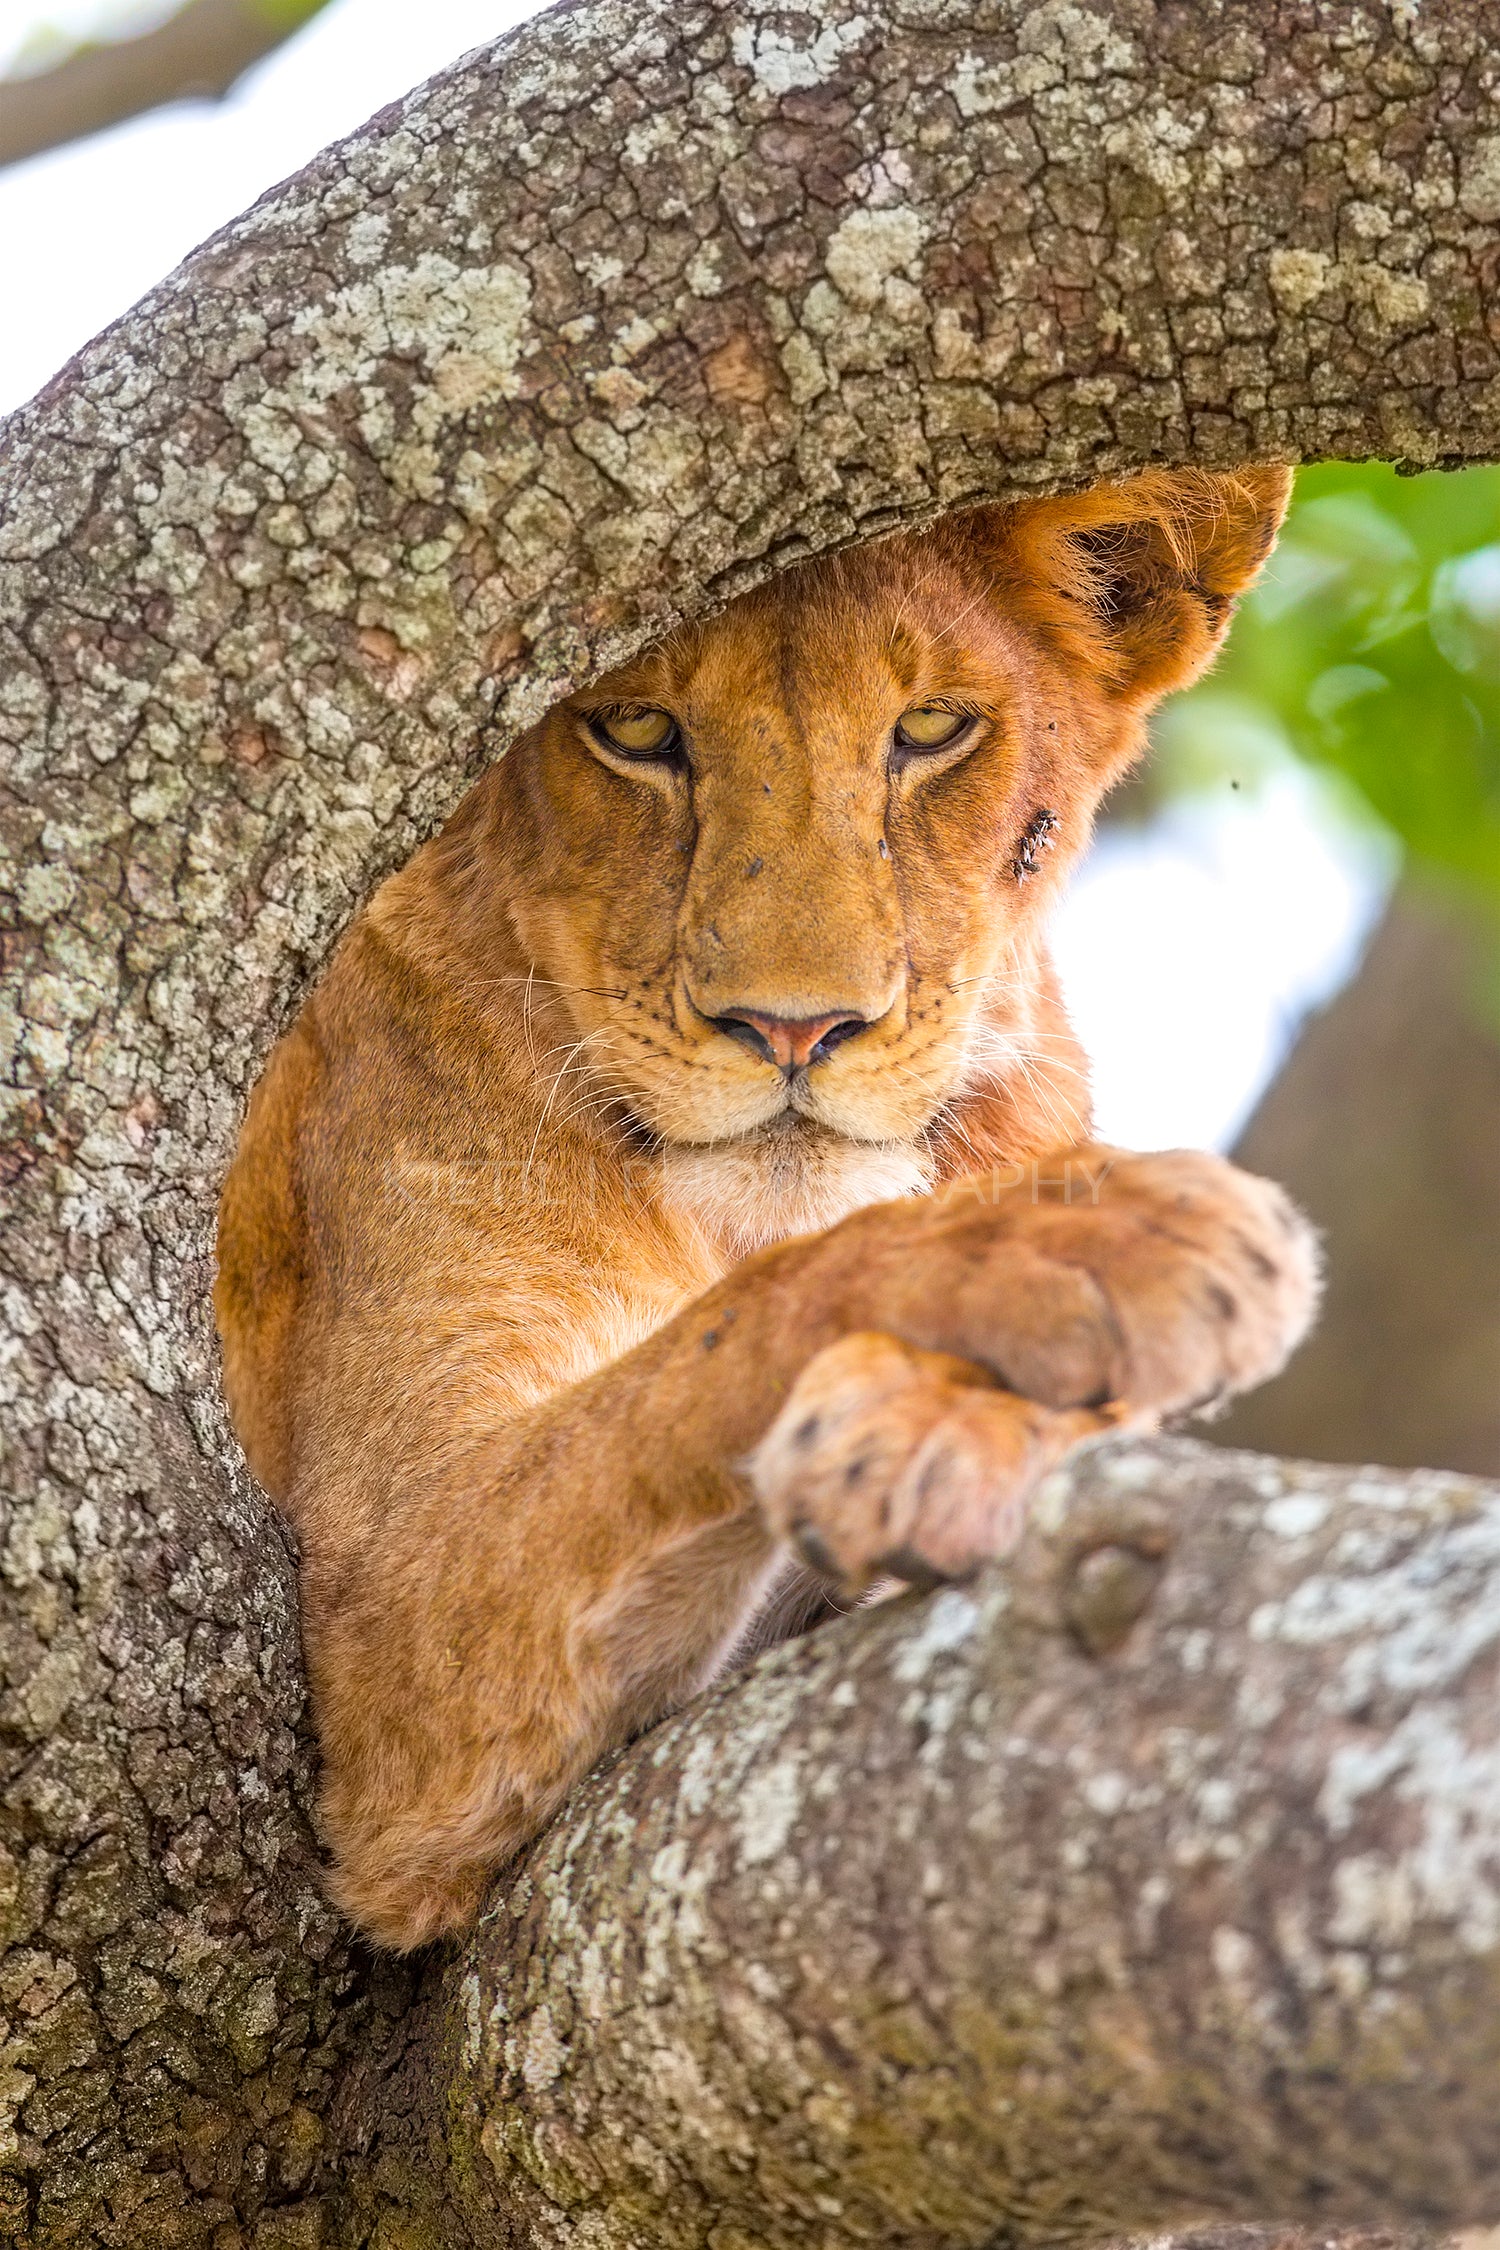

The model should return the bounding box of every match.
[713,1009,867,1073]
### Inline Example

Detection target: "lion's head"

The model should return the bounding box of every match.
[439,467,1289,1249]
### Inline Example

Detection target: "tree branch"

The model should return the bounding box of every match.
[3,0,1500,2237]
[416,1436,1500,2247]
[0,0,328,171]
[1220,885,1500,1479]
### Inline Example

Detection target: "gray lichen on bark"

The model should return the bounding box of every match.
[2,0,1500,2240]
[450,1438,1500,2247]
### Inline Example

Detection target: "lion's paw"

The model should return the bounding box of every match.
[746,1332,1114,1595]
[910,1147,1321,1422]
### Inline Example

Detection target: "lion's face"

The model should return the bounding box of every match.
[485,470,1289,1216]
[505,545,1095,1155]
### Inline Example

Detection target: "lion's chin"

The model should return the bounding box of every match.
[657,1116,934,1261]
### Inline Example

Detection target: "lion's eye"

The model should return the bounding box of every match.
[894,705,972,751]
[593,708,680,758]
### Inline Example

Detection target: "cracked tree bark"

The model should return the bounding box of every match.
[2,0,1500,2242]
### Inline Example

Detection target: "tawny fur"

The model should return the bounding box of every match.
[214,467,1317,1950]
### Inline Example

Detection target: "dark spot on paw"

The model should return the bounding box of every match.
[843,1455,870,1487]
[1233,1231,1278,1282]
[792,1522,839,1578]
[794,1415,821,1446]
[1206,1283,1238,1322]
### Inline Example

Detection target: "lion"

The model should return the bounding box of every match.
[215,465,1318,1950]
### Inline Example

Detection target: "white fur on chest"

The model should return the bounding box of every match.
[658,1124,933,1259]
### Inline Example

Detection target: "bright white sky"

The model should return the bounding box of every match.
[0,0,1393,1151]
[1,0,181,76]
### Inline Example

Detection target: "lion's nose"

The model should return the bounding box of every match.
[711,1008,869,1074]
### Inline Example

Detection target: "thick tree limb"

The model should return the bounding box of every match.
[1219,886,1500,1479]
[2,0,1500,2239]
[423,1436,1500,2249]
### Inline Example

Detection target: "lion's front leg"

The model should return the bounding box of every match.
[302,1434,781,1953]
[303,1142,1317,1950]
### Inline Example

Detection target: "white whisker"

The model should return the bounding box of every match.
[520,1030,605,1190]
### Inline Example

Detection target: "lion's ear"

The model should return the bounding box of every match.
[990,465,1292,707]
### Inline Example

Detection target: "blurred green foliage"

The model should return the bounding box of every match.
[1162,461,1500,912]
[250,0,329,28]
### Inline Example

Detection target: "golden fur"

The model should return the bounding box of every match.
[215,467,1317,1948]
